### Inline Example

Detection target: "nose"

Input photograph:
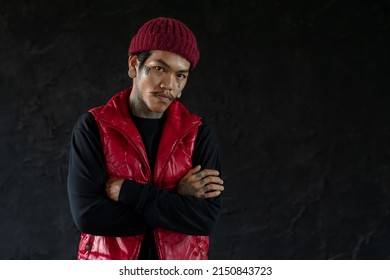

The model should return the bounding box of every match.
[160,74,175,91]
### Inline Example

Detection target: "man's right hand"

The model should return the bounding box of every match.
[177,165,224,199]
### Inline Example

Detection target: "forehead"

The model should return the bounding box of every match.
[146,50,191,71]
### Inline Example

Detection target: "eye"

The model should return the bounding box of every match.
[176,74,187,80]
[154,66,165,72]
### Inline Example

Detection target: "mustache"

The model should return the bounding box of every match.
[153,91,175,101]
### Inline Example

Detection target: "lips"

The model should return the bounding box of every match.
[153,92,174,101]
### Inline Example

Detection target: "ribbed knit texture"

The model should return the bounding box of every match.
[128,17,200,69]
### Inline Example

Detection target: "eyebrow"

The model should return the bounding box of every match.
[154,58,190,73]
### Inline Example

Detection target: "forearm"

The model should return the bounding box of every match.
[68,180,147,236]
[119,180,221,235]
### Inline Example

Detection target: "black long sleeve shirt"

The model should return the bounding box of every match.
[67,112,223,259]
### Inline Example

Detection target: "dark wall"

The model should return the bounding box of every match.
[1,0,389,259]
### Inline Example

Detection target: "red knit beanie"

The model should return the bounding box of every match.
[128,17,200,69]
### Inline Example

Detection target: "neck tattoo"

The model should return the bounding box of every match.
[130,83,163,119]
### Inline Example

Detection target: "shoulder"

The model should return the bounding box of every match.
[74,112,98,132]
[196,119,220,145]
[198,120,219,138]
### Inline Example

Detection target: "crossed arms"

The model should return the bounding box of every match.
[67,113,224,236]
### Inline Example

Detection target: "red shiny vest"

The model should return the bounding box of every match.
[77,88,209,260]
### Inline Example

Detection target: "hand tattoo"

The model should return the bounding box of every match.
[180,182,201,196]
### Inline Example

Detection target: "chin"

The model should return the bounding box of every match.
[151,106,168,114]
[148,101,171,113]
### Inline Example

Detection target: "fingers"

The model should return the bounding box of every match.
[186,166,220,181]
[106,177,117,185]
[186,165,202,176]
[194,189,222,199]
[202,183,224,192]
[178,167,224,199]
[194,168,220,180]
[105,185,117,198]
[188,168,221,186]
[191,182,224,199]
[105,177,124,201]
[203,191,221,199]
[195,175,224,188]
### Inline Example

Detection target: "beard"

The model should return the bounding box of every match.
[129,82,167,119]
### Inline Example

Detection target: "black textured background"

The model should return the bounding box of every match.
[1,0,389,259]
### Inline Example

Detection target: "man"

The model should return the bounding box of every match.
[67,17,224,260]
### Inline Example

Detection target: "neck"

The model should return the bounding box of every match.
[128,90,164,119]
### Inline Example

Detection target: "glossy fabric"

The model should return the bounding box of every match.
[77,88,209,260]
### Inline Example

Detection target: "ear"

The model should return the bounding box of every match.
[128,55,138,78]
[177,92,182,98]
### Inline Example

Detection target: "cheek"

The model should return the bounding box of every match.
[139,72,162,87]
[178,80,187,89]
[136,74,156,89]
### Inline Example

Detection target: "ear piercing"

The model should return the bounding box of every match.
[129,69,136,78]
